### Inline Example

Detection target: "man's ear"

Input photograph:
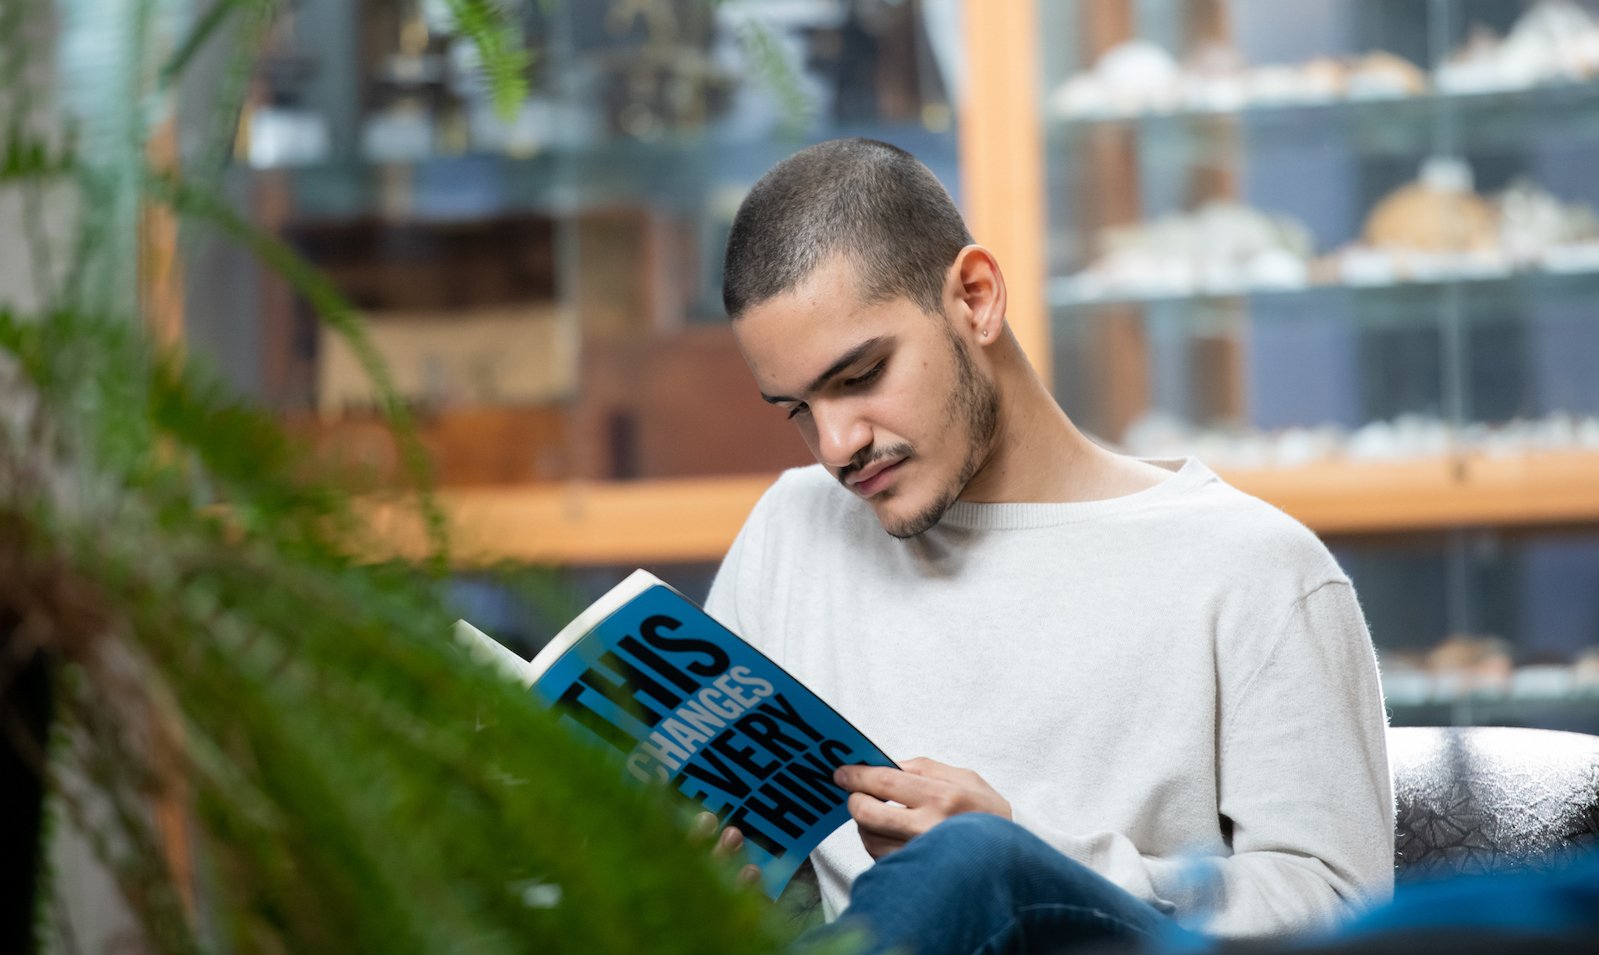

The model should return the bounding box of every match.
[946,245,1007,345]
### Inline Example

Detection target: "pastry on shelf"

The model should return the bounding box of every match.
[1377,653,1433,706]
[1117,410,1599,472]
[1345,51,1428,100]
[1573,646,1599,688]
[1177,41,1248,113]
[1344,415,1453,461]
[1364,157,1497,252]
[1509,663,1578,699]
[1338,157,1505,283]
[1051,41,1432,118]
[1498,0,1599,81]
[1049,39,1181,118]
[1338,161,1599,282]
[1474,413,1599,456]
[1244,58,1343,106]
[1497,178,1599,267]
[1427,633,1514,697]
[1436,0,1599,93]
[1437,24,1540,94]
[1048,73,1107,119]
[1242,51,1426,105]
[1097,39,1183,113]
[1069,200,1314,299]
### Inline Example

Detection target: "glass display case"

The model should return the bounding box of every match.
[177,0,961,581]
[1032,0,1599,730]
[185,0,959,486]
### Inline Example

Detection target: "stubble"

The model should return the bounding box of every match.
[882,327,999,539]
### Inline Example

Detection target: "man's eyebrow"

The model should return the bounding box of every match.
[760,336,891,405]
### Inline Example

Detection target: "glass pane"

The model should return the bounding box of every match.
[185,0,962,487]
[1039,0,1599,729]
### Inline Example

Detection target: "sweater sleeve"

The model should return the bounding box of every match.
[1013,580,1394,938]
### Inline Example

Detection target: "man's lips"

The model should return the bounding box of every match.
[846,457,905,498]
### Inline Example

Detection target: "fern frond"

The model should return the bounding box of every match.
[445,0,532,120]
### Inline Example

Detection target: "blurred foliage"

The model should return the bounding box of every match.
[445,0,534,120]
[0,0,823,952]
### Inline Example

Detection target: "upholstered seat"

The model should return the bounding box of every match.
[777,726,1599,930]
[1389,725,1599,879]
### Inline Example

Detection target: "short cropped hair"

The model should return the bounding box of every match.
[722,138,973,319]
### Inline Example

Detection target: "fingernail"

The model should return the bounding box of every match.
[833,767,847,785]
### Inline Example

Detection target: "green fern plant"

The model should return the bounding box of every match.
[0,1,825,952]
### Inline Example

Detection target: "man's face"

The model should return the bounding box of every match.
[732,258,999,538]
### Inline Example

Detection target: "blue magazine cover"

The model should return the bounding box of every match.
[455,569,896,899]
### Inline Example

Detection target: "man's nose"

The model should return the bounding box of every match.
[813,403,871,470]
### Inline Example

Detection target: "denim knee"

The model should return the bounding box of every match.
[906,813,1019,862]
[837,813,1176,954]
[924,812,1019,847]
[882,813,1037,887]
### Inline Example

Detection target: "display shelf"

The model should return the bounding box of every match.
[1048,260,1599,311]
[355,450,1599,566]
[1224,450,1599,535]
[1001,2,1599,734]
[358,473,773,566]
[234,124,960,224]
[1047,79,1599,159]
[1387,692,1599,733]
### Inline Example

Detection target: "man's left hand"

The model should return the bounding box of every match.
[834,757,1012,859]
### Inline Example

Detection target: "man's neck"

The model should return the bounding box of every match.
[958,360,1171,506]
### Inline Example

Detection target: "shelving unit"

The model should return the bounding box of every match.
[207,2,1599,729]
[205,3,960,489]
[1012,0,1599,729]
[1049,258,1599,308]
[1050,76,1599,134]
[337,1,1599,557]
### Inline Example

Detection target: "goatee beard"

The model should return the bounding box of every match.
[881,330,999,539]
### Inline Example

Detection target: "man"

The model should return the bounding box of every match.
[704,138,1393,952]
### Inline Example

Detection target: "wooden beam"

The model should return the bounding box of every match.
[959,0,1048,380]
[1222,451,1599,535]
[359,474,777,566]
[357,451,1599,566]
[139,109,196,920]
[140,116,185,353]
[1077,1,1149,441]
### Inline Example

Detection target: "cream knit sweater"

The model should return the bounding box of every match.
[706,459,1394,937]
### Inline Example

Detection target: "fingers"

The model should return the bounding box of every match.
[847,791,926,842]
[859,830,909,860]
[714,825,744,858]
[690,811,745,860]
[720,833,764,892]
[690,811,720,842]
[898,756,966,781]
[690,813,763,889]
[835,764,938,805]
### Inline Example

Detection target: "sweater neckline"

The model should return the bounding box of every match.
[935,457,1214,531]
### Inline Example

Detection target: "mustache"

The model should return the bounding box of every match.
[838,443,914,484]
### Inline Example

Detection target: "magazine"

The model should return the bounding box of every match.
[455,569,896,899]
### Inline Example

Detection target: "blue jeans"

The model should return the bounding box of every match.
[802,815,1599,955]
[804,813,1192,955]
